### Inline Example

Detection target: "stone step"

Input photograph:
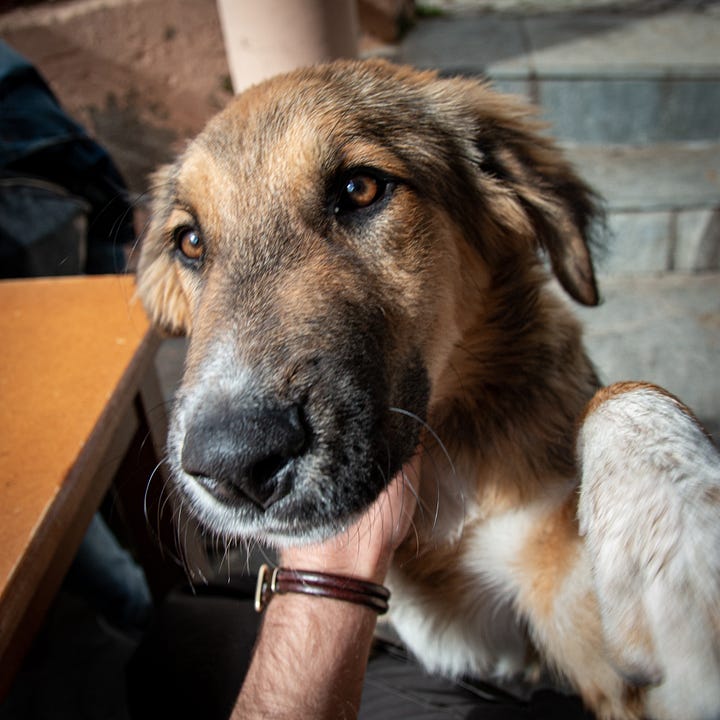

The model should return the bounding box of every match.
[563,143,720,276]
[575,272,720,430]
[399,8,720,143]
[565,143,720,213]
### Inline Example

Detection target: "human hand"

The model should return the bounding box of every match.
[281,450,422,584]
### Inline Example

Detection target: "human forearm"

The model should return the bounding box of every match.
[231,454,422,719]
[231,592,377,720]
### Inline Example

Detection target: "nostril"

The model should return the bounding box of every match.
[180,402,308,510]
[252,454,289,489]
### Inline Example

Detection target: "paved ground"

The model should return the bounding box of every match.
[577,274,720,430]
[0,0,233,192]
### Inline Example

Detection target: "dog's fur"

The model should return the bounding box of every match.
[137,60,720,720]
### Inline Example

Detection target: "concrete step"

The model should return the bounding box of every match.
[399,8,720,143]
[565,143,720,213]
[398,9,720,277]
[576,272,720,430]
[563,143,720,276]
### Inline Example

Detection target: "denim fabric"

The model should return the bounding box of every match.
[0,41,133,275]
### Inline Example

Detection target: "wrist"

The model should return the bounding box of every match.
[255,564,390,615]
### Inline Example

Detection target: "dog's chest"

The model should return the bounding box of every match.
[387,495,573,680]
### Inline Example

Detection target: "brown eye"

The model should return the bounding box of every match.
[334,171,390,218]
[175,226,204,264]
[345,175,380,208]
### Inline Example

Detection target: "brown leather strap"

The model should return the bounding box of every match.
[254,564,390,615]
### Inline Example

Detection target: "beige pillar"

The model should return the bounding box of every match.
[216,0,359,94]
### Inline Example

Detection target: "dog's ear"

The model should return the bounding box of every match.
[464,84,601,307]
[136,164,192,335]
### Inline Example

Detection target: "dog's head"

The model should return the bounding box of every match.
[137,60,600,545]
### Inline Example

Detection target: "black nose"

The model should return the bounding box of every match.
[181,402,307,509]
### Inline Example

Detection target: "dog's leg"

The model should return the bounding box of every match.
[578,382,720,720]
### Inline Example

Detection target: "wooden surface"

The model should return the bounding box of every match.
[0,274,158,690]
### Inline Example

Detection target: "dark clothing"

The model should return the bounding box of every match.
[0,41,133,277]
[127,580,595,720]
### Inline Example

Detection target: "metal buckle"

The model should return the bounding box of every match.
[254,563,279,613]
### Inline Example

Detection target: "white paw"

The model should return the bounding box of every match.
[578,383,720,720]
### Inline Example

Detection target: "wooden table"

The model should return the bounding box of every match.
[0,274,171,697]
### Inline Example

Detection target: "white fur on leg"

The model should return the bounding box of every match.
[578,383,720,720]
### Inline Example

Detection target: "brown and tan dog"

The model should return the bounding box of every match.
[137,60,720,720]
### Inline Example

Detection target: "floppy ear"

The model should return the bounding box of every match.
[467,84,602,306]
[136,164,192,335]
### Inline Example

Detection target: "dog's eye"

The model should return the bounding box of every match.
[175,226,204,264]
[335,172,389,216]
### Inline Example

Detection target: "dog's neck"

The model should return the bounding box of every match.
[421,261,599,538]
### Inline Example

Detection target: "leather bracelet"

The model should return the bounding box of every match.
[254,563,390,615]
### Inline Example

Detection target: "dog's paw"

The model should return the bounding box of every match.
[577,382,720,720]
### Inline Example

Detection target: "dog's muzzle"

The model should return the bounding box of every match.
[169,334,429,541]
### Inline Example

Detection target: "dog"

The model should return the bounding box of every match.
[137,59,720,719]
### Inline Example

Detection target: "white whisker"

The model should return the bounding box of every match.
[389,407,461,533]
[143,458,165,528]
[389,406,455,477]
[400,466,421,558]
